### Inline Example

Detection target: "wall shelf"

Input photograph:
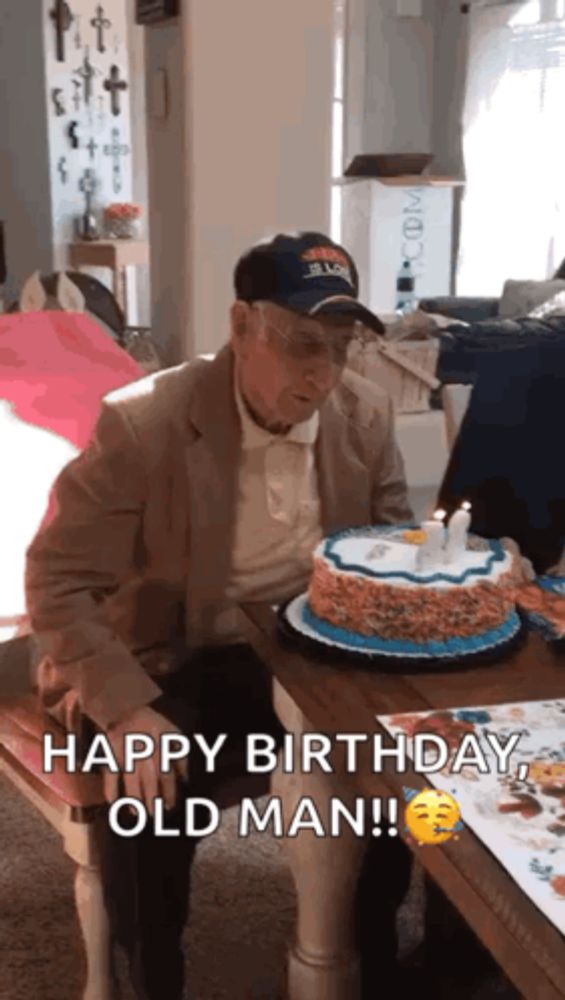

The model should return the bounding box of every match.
[335,175,465,187]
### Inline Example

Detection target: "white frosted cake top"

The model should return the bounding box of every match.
[315,528,512,590]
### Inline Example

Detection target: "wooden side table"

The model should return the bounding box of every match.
[68,239,149,324]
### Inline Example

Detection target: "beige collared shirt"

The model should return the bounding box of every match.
[192,368,323,645]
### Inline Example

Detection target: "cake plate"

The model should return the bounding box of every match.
[278,592,525,674]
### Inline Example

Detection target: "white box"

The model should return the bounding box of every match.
[341,179,456,314]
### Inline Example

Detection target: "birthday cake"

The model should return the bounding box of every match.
[281,514,524,663]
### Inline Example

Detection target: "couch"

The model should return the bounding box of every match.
[419,256,565,324]
[419,259,565,385]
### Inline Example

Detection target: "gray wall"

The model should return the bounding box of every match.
[43,0,135,282]
[143,22,188,365]
[364,0,435,155]
[431,1,469,177]
[0,5,54,303]
[345,0,469,176]
[0,1,138,309]
[126,0,151,327]
[345,0,436,166]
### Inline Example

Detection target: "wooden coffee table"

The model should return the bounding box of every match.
[240,603,565,1000]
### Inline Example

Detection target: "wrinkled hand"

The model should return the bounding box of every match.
[104,705,188,815]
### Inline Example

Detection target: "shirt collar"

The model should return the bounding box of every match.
[234,366,319,449]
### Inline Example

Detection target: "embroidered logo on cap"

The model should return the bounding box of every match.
[301,247,351,267]
[300,247,354,288]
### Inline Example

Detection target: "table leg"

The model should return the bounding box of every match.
[63,817,118,1000]
[272,680,367,1000]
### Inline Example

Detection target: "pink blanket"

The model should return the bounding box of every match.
[0,310,143,448]
[0,311,145,634]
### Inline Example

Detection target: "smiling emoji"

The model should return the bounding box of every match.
[404,788,462,845]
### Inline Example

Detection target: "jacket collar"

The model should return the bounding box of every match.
[185,345,371,535]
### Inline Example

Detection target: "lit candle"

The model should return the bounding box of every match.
[416,509,447,572]
[445,501,472,563]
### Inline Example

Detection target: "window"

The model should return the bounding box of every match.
[458,1,565,292]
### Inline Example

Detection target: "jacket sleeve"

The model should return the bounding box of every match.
[25,401,162,730]
[370,398,414,525]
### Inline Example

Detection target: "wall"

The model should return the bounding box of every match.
[143,23,188,364]
[43,0,133,269]
[344,0,470,174]
[0,3,140,310]
[430,1,469,177]
[0,6,54,304]
[344,0,436,168]
[126,0,151,325]
[144,0,334,362]
[185,0,334,358]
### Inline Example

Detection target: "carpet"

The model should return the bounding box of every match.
[0,774,425,1000]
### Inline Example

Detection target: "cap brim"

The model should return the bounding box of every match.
[308,299,385,336]
[270,290,385,335]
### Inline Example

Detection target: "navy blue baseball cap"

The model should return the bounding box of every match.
[234,231,384,335]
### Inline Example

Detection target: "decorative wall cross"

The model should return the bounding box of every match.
[87,137,99,162]
[91,5,111,54]
[103,127,130,193]
[72,78,81,111]
[52,88,65,116]
[49,0,74,63]
[57,157,68,184]
[68,121,81,149]
[79,168,98,214]
[103,65,128,117]
[73,47,100,105]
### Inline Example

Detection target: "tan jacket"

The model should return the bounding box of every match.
[25,345,412,731]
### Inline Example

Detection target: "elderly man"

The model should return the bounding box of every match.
[26,232,413,1000]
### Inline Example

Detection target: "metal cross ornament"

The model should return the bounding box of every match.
[57,157,68,184]
[79,168,98,214]
[72,78,81,111]
[91,5,111,54]
[87,137,99,162]
[73,47,100,105]
[49,0,74,63]
[68,121,81,149]
[103,127,130,193]
[52,88,65,116]
[103,65,128,116]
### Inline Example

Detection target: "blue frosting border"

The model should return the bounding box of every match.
[537,575,565,596]
[323,525,506,585]
[301,603,521,658]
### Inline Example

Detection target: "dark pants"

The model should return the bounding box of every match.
[92,644,412,1000]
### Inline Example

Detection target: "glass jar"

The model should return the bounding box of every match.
[104,215,140,240]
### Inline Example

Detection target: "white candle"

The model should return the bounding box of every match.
[416,509,447,572]
[445,502,472,563]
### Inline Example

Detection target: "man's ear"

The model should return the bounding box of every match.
[230,300,253,355]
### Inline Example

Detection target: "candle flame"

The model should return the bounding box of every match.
[461,501,471,511]
[433,509,447,522]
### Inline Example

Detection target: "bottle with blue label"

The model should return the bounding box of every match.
[395,260,416,314]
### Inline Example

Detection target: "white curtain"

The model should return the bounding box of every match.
[457,0,565,295]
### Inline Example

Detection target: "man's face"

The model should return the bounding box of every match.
[230,301,355,432]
